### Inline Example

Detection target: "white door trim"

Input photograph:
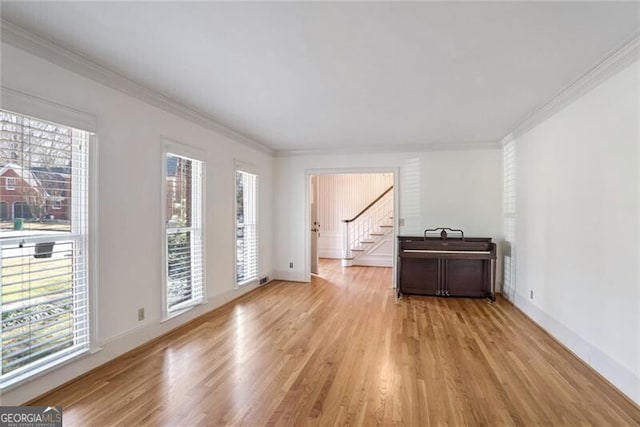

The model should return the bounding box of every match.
[304,167,400,288]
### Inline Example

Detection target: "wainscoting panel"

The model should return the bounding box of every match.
[317,173,393,235]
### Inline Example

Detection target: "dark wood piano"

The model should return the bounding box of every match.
[397,228,496,300]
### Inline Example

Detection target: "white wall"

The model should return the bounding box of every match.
[316,173,393,258]
[509,59,639,403]
[3,26,637,409]
[274,149,503,282]
[0,44,274,405]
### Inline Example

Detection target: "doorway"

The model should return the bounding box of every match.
[310,175,320,275]
[308,171,396,280]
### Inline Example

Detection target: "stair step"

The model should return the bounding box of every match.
[380,225,393,228]
[370,233,384,236]
[350,248,365,252]
[360,240,375,244]
[343,257,354,260]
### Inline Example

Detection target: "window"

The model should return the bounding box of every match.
[0,109,92,388]
[52,199,62,210]
[5,177,15,190]
[235,167,258,285]
[164,151,204,317]
[503,139,516,299]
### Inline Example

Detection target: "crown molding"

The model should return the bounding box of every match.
[499,133,516,148]
[5,19,636,157]
[0,19,274,156]
[506,32,640,141]
[275,140,502,157]
[1,86,98,132]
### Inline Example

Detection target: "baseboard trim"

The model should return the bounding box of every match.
[352,258,393,267]
[318,249,342,259]
[22,282,274,405]
[272,270,309,283]
[504,294,640,407]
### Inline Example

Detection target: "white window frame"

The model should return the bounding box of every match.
[234,162,259,287]
[51,199,62,210]
[502,139,517,300]
[4,177,15,191]
[161,139,206,320]
[0,106,98,390]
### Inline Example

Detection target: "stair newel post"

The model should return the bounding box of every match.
[343,220,350,259]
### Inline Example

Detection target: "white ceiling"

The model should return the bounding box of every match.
[2,2,639,153]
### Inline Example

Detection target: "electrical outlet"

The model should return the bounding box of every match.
[138,308,145,321]
[530,290,534,300]
[289,262,293,269]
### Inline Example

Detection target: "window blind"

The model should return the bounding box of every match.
[0,109,91,387]
[236,169,258,285]
[503,141,516,216]
[165,153,204,314]
[503,140,516,296]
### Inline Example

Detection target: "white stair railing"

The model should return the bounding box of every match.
[342,186,393,262]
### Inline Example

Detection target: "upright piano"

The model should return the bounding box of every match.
[397,228,496,300]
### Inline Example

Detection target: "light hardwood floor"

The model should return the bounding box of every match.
[31,260,639,426]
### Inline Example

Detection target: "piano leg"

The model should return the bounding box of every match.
[489,258,497,302]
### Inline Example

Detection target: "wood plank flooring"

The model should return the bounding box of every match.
[32,260,639,426]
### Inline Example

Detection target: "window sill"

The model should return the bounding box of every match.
[0,348,90,391]
[162,300,206,323]
[236,278,259,289]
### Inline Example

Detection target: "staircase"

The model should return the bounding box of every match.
[342,186,394,267]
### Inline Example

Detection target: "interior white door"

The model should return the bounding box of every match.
[310,175,320,275]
